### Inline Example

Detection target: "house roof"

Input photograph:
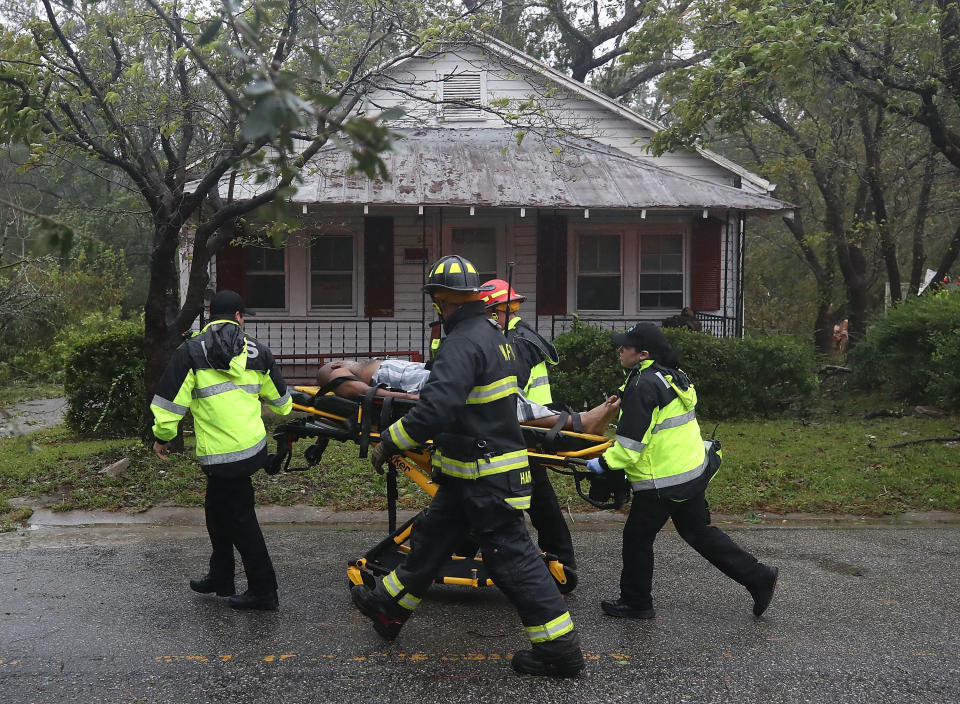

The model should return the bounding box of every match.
[223,128,790,212]
[401,35,776,194]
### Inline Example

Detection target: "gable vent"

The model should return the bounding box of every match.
[440,72,484,121]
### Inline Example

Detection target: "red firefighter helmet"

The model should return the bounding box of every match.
[481,279,526,309]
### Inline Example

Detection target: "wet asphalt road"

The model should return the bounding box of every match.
[1,519,958,704]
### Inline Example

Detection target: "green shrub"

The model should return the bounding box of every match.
[550,318,623,409]
[64,319,144,436]
[551,320,817,419]
[0,246,133,384]
[664,328,818,419]
[850,289,960,410]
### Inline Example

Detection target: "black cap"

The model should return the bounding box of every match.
[611,322,675,364]
[209,290,251,317]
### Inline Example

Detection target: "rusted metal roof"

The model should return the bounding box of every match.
[223,128,791,212]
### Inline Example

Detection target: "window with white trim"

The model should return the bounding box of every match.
[638,234,683,309]
[439,71,485,121]
[310,235,355,310]
[244,245,285,309]
[576,234,621,311]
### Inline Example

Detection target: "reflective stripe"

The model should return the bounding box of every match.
[396,593,419,610]
[383,571,404,597]
[384,570,420,611]
[151,394,188,416]
[434,449,528,479]
[192,381,260,399]
[630,451,709,491]
[197,437,267,466]
[504,495,531,510]
[654,371,671,388]
[652,409,697,434]
[526,376,550,389]
[479,450,528,476]
[524,611,575,643]
[615,434,646,452]
[387,419,418,450]
[465,376,518,404]
[267,391,291,407]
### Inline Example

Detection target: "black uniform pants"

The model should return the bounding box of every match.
[375,472,578,653]
[620,489,765,609]
[204,475,277,594]
[526,465,576,568]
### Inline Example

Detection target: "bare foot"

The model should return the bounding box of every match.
[580,395,620,435]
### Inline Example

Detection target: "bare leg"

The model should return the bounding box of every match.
[520,396,620,436]
[580,396,620,435]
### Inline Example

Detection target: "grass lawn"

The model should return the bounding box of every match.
[0,380,63,408]
[2,392,959,531]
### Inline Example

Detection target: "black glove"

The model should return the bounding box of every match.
[369,440,397,474]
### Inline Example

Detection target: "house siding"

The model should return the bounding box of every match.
[368,46,746,188]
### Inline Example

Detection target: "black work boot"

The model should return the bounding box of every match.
[748,565,779,617]
[600,598,656,619]
[351,585,407,641]
[228,589,279,611]
[511,645,584,678]
[189,574,236,597]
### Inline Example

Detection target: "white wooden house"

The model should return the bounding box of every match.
[194,37,791,382]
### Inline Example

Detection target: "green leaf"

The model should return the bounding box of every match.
[198,19,222,46]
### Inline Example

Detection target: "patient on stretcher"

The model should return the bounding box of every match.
[316,359,619,436]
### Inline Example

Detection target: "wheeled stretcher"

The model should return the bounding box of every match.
[266,385,626,594]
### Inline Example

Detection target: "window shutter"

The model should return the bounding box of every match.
[364,216,394,317]
[691,218,722,311]
[536,212,567,315]
[216,242,246,298]
[440,73,483,121]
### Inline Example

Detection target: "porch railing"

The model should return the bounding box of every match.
[243,317,427,384]
[541,313,740,340]
[237,313,738,383]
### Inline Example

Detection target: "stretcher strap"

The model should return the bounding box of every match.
[318,374,365,397]
[380,396,394,433]
[358,384,381,458]
[570,411,583,433]
[540,410,582,451]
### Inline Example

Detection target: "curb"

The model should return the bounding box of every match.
[20,505,960,529]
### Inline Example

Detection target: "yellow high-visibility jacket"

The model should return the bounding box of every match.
[150,319,292,477]
[601,359,712,500]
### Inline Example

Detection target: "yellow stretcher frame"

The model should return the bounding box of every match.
[283,386,614,592]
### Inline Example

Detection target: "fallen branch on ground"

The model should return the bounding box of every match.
[885,431,960,448]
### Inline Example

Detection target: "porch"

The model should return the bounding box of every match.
[243,313,736,384]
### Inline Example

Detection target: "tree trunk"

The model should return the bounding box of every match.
[142,218,191,444]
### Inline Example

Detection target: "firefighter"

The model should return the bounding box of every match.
[151,290,292,610]
[351,255,584,678]
[587,322,778,620]
[481,279,577,572]
[481,279,559,405]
